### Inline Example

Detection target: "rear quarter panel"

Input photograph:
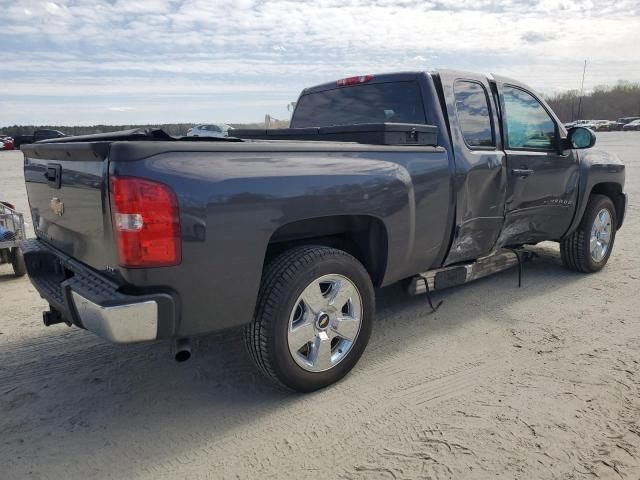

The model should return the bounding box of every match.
[109,143,450,336]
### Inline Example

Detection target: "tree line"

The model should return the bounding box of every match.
[545,82,640,122]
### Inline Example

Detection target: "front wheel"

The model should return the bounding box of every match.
[244,245,375,392]
[561,194,617,273]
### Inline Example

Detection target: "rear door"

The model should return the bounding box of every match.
[437,71,507,265]
[493,76,579,245]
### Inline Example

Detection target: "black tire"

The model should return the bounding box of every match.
[561,194,616,273]
[244,245,375,392]
[10,247,26,277]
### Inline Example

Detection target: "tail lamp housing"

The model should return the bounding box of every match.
[110,176,181,267]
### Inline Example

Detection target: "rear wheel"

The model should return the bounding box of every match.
[561,194,616,273]
[245,245,375,392]
[10,247,26,277]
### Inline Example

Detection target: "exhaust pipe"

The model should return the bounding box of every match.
[43,308,65,327]
[174,338,191,362]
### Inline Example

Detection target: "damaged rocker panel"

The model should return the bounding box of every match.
[407,249,529,295]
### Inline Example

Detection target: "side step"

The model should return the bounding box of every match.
[407,250,529,295]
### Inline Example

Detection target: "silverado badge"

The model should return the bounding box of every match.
[50,197,64,216]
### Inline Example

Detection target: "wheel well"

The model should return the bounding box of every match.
[264,215,388,286]
[591,182,621,200]
[590,182,624,225]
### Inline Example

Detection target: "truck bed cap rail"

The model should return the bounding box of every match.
[29,123,439,147]
[231,123,439,146]
[34,128,243,144]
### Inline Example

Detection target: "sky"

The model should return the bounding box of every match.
[1,0,639,126]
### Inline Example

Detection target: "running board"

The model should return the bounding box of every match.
[407,250,530,295]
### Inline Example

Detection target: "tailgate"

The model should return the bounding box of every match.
[22,142,117,270]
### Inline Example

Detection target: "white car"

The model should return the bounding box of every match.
[573,120,597,129]
[186,124,232,138]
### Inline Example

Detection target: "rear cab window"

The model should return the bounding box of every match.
[454,80,495,148]
[291,81,427,128]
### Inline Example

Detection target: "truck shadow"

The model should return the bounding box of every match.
[1,244,586,477]
[0,274,20,283]
[0,262,23,281]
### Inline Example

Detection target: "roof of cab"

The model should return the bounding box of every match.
[299,69,534,97]
[301,71,429,95]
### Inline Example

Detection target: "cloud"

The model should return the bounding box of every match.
[108,106,135,112]
[0,0,639,125]
[521,31,557,44]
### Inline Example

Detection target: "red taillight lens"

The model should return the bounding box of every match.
[336,74,373,86]
[110,176,181,267]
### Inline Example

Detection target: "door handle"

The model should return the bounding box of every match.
[511,168,534,178]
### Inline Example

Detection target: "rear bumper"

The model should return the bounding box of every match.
[21,238,176,343]
[70,291,159,342]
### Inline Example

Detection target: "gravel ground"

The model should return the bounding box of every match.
[1,133,639,479]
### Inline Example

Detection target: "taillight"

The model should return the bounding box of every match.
[110,176,181,267]
[336,74,373,86]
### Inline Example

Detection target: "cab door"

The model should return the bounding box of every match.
[494,77,580,246]
[437,71,507,265]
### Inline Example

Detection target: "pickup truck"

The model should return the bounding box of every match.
[14,129,66,149]
[20,70,627,392]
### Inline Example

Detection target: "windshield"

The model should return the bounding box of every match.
[291,81,426,128]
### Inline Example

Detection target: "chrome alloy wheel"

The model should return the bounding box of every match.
[590,208,612,262]
[287,274,363,372]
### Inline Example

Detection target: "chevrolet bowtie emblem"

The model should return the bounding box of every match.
[50,197,64,216]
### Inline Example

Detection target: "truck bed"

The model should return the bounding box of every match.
[22,131,452,337]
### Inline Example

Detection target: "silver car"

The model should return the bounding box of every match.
[187,124,232,138]
[622,119,640,131]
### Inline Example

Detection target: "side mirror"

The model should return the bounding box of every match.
[566,126,596,149]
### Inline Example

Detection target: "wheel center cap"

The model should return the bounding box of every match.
[316,312,330,330]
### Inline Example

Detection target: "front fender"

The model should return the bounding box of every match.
[563,148,625,238]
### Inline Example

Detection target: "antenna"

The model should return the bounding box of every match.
[577,60,587,120]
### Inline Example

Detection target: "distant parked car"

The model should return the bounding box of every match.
[13,129,66,149]
[1,136,14,150]
[591,120,616,132]
[614,117,640,131]
[622,119,640,131]
[572,120,597,130]
[186,124,232,138]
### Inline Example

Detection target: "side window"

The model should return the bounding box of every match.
[454,80,494,148]
[503,86,556,150]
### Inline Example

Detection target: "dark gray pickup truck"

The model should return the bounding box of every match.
[21,70,627,391]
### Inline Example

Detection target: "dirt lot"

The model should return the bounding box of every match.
[1,133,639,479]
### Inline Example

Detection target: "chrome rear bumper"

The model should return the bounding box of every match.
[71,291,158,343]
[22,238,176,343]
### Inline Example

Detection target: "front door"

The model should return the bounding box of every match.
[496,81,580,246]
